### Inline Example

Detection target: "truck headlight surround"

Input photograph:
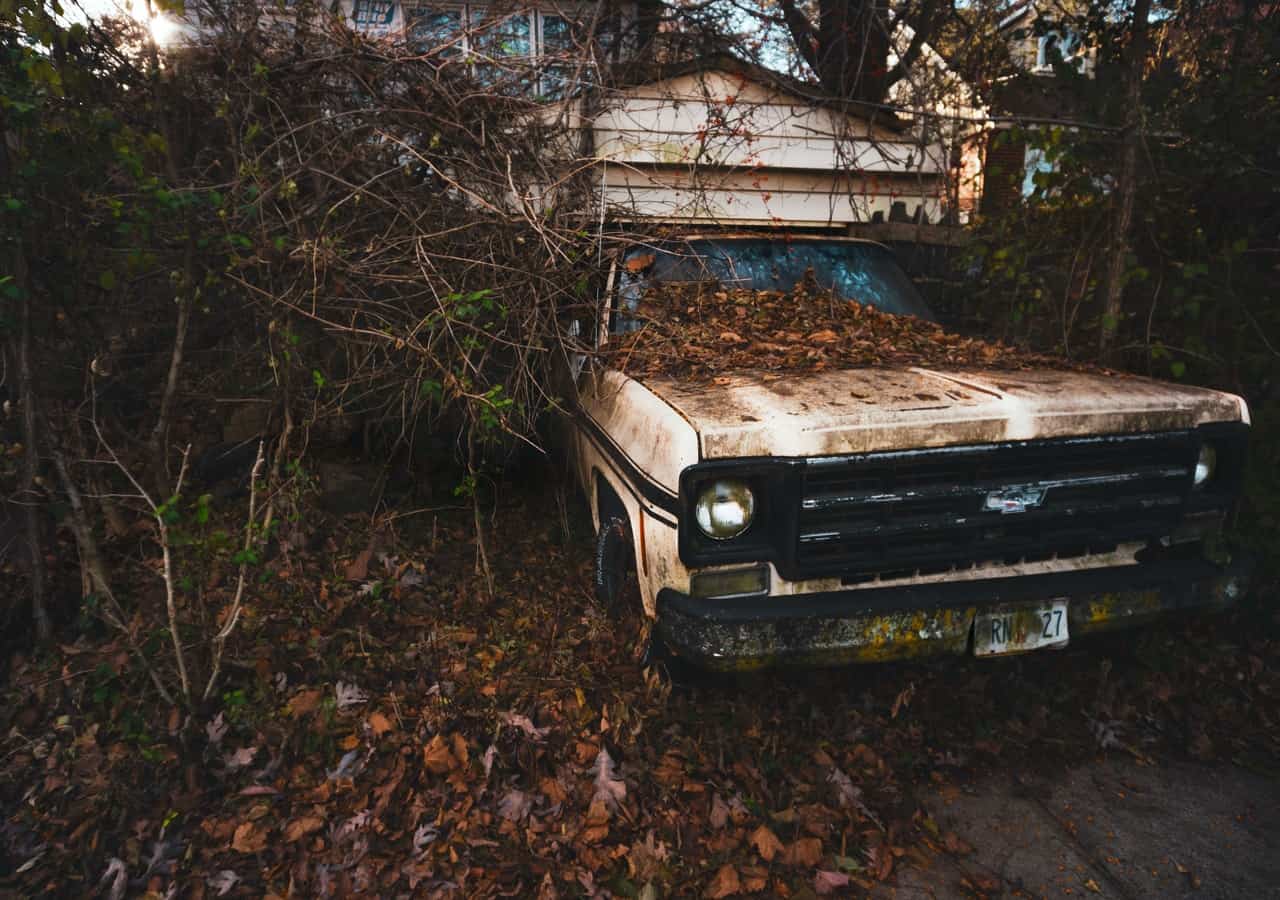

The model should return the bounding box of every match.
[694,479,756,540]
[1194,443,1217,487]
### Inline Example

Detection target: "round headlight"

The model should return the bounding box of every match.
[694,480,755,540]
[1194,444,1217,486]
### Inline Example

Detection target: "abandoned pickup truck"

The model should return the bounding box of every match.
[565,234,1251,669]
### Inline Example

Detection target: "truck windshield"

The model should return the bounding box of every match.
[613,237,935,333]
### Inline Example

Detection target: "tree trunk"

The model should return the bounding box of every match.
[779,0,893,105]
[144,12,194,498]
[149,290,190,496]
[1098,0,1152,365]
[4,81,51,643]
[13,244,50,643]
[816,0,891,105]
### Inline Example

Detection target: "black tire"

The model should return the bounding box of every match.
[591,514,701,681]
[593,515,632,612]
[593,515,667,668]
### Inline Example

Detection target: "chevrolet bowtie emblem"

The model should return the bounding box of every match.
[984,486,1048,514]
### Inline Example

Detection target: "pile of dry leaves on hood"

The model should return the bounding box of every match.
[602,278,1086,380]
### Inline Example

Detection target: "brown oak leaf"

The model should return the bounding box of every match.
[286,688,323,719]
[739,865,769,893]
[343,549,373,581]
[423,734,459,774]
[705,864,740,899]
[589,747,626,813]
[749,824,784,862]
[283,815,324,843]
[231,822,268,853]
[785,836,824,868]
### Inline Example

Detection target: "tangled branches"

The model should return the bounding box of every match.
[190,7,604,464]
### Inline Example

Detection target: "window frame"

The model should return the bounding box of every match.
[376,2,593,96]
[352,0,397,29]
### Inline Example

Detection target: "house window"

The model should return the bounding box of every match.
[407,7,464,55]
[1035,29,1085,73]
[1022,144,1055,198]
[353,0,396,28]
[539,12,579,97]
[476,10,532,57]
[541,13,572,54]
[471,10,532,91]
[351,1,597,96]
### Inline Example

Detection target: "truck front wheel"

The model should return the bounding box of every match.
[593,515,666,668]
[593,515,632,612]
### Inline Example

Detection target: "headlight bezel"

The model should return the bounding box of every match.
[678,460,796,569]
[1185,421,1248,512]
[1193,443,1217,487]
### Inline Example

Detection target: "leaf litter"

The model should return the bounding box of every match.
[0,474,1275,897]
[604,275,1093,380]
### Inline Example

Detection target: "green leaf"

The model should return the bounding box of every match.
[98,270,117,291]
[158,496,182,524]
[196,493,212,524]
[1170,361,1186,379]
[834,855,864,874]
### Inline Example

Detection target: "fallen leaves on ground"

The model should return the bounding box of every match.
[604,276,1089,380]
[0,474,1275,897]
[705,863,740,898]
[815,869,852,894]
[230,821,268,854]
[748,824,784,862]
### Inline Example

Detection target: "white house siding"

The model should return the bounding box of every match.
[600,168,944,227]
[584,70,949,229]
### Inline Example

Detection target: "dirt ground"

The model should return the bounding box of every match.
[891,757,1280,898]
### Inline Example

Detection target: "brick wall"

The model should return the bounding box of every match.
[980,132,1026,217]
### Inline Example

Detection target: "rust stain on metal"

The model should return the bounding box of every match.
[663,606,978,671]
[665,568,1247,670]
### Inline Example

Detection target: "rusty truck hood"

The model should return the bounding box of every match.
[639,367,1248,459]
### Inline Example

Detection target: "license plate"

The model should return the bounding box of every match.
[973,600,1069,656]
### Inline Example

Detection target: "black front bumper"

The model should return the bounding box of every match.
[656,558,1252,670]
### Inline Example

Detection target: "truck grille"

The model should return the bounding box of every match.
[797,432,1197,580]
